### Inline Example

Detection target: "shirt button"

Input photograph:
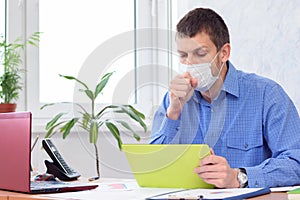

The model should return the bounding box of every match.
[244,143,248,149]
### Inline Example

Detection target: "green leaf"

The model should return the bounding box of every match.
[85,89,94,100]
[46,113,65,130]
[45,121,67,138]
[45,129,56,138]
[28,32,41,43]
[117,106,147,132]
[133,133,141,141]
[126,105,146,119]
[40,102,72,110]
[75,103,88,114]
[105,122,122,150]
[60,118,79,139]
[82,112,91,129]
[94,72,114,98]
[117,120,140,141]
[59,74,89,90]
[89,120,99,144]
[95,105,119,118]
[27,40,37,47]
[40,103,55,110]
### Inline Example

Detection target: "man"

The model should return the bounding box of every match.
[150,8,300,188]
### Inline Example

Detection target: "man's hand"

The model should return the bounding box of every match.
[167,72,197,120]
[194,153,240,188]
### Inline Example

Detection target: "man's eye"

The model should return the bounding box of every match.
[195,51,206,57]
[179,54,187,58]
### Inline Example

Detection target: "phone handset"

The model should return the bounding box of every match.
[42,139,81,181]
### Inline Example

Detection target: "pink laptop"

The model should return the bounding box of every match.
[0,111,98,193]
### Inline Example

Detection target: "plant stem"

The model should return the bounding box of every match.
[94,143,100,178]
[91,98,95,118]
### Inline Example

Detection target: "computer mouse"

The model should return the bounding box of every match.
[34,173,57,181]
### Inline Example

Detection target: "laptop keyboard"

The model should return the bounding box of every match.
[30,181,67,189]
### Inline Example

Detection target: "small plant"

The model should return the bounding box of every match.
[41,72,147,179]
[0,32,40,103]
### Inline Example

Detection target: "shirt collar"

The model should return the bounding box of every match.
[223,61,239,98]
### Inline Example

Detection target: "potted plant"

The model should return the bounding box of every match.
[0,32,40,112]
[41,72,147,180]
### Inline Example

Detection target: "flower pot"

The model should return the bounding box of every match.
[0,103,17,113]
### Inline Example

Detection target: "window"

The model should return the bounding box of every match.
[0,0,5,36]
[20,0,173,131]
[8,1,300,132]
[0,0,6,72]
[39,0,135,103]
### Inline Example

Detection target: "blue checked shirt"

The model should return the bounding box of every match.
[150,61,300,188]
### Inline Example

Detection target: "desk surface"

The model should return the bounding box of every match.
[0,190,289,200]
[0,178,290,200]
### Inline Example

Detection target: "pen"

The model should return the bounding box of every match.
[168,195,203,200]
[145,189,200,200]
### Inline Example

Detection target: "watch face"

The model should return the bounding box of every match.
[239,172,247,182]
[238,169,248,188]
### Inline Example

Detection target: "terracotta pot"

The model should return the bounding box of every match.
[0,103,17,113]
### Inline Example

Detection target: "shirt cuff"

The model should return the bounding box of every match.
[160,116,181,143]
[245,167,266,188]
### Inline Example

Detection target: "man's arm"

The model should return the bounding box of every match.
[150,73,196,144]
[149,93,181,144]
[245,84,300,188]
[195,83,300,188]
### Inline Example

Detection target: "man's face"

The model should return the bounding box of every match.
[176,32,220,76]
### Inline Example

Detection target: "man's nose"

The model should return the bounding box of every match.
[185,54,198,65]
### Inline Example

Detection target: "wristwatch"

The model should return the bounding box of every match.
[237,168,248,188]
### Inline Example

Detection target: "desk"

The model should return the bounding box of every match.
[0,190,55,200]
[0,190,288,200]
[248,192,287,200]
[0,179,289,200]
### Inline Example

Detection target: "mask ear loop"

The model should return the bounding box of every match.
[214,61,225,79]
[213,44,229,81]
[206,54,226,100]
[209,51,225,78]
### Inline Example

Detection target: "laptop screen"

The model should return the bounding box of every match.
[0,112,32,192]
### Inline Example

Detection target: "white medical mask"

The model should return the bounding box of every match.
[180,53,223,92]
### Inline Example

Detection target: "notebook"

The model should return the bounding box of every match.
[122,144,214,189]
[0,111,98,193]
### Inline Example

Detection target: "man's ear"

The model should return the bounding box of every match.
[220,43,231,62]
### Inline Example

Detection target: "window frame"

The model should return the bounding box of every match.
[7,0,174,132]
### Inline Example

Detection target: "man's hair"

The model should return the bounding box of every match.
[176,8,230,51]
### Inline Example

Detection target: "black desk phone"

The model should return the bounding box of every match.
[42,138,81,181]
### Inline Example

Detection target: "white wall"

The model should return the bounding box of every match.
[176,0,300,111]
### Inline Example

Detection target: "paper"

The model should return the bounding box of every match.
[270,185,300,192]
[148,188,270,200]
[40,179,183,200]
[97,180,139,191]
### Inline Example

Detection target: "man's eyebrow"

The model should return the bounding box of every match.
[177,49,187,54]
[192,46,208,52]
[177,46,208,53]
